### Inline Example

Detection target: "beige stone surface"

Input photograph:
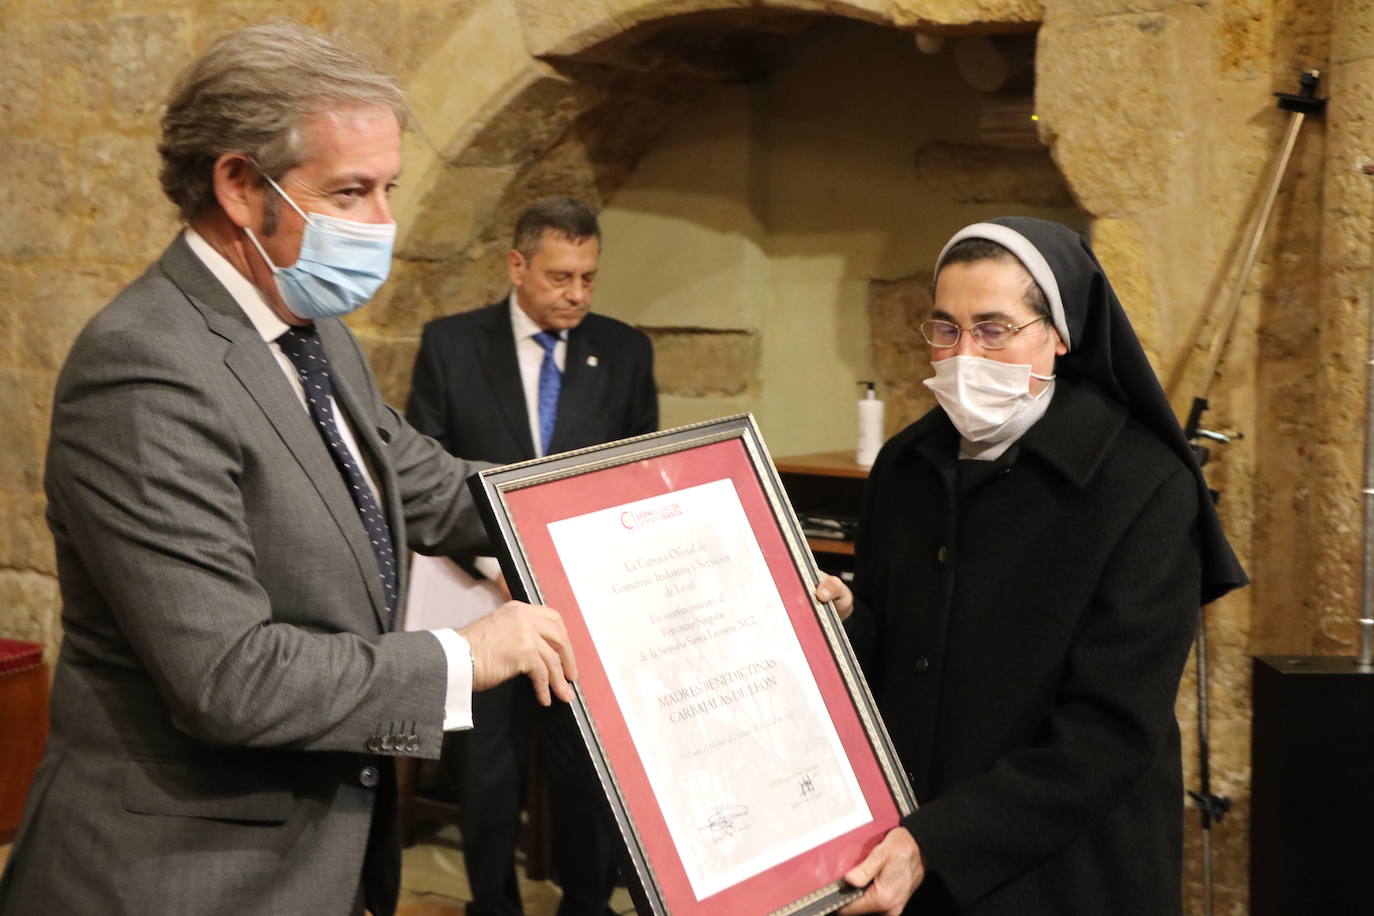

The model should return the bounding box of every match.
[1331,0,1374,64]
[0,492,56,581]
[0,17,109,134]
[514,0,622,58]
[20,263,133,373]
[75,133,181,265]
[0,138,77,259]
[889,0,1042,30]
[1037,9,1191,216]
[1089,218,1159,365]
[0,370,54,494]
[646,328,759,397]
[868,272,936,434]
[913,142,1076,208]
[110,12,188,125]
[0,571,61,662]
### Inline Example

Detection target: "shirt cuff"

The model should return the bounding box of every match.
[430,628,474,731]
[472,554,502,581]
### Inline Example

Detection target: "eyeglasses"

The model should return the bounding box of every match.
[919,316,1049,350]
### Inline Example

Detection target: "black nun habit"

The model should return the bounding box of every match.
[846,217,1246,915]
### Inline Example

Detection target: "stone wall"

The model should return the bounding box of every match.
[2,1,1370,912]
[592,21,1083,453]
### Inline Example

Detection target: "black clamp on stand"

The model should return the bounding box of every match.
[1183,69,1325,916]
[1274,69,1328,116]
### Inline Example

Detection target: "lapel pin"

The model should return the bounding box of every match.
[587,355,598,367]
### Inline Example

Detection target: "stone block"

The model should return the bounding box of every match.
[1089,217,1158,359]
[1051,0,1189,15]
[364,246,513,337]
[1038,11,1187,215]
[327,0,406,75]
[914,142,1075,207]
[0,492,56,579]
[602,0,754,36]
[0,370,53,494]
[644,327,758,397]
[890,0,1042,30]
[1261,362,1319,438]
[400,3,534,162]
[353,332,422,409]
[389,1,486,77]
[1331,0,1374,64]
[868,272,936,433]
[0,571,61,661]
[515,0,622,58]
[110,13,188,125]
[1216,2,1273,80]
[0,18,108,133]
[487,136,606,232]
[400,165,519,262]
[76,133,180,265]
[0,264,30,365]
[21,263,131,372]
[453,75,602,168]
[659,392,754,431]
[0,139,74,258]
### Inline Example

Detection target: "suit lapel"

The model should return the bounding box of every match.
[159,238,391,631]
[478,306,537,458]
[552,325,597,453]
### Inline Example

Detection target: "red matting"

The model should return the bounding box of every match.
[503,438,900,915]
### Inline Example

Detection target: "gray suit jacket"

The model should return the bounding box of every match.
[0,235,489,916]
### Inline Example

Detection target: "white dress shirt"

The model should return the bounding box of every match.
[184,227,473,730]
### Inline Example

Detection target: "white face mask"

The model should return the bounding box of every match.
[923,355,1054,442]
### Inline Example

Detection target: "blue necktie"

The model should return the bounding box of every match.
[533,330,562,456]
[276,326,399,626]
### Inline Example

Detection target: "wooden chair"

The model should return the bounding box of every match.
[0,640,49,844]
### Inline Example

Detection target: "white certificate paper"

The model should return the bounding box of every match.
[548,478,872,900]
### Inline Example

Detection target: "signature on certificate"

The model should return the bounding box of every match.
[697,805,750,840]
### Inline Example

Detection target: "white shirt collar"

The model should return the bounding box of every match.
[507,291,565,342]
[184,226,291,344]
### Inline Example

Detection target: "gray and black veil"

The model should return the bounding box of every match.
[936,216,1248,605]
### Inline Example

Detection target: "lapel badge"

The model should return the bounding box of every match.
[587,355,599,367]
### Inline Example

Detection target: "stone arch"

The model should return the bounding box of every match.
[356,0,1062,412]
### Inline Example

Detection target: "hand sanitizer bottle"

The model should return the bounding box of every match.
[856,381,884,467]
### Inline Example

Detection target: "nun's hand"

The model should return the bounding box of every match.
[838,826,926,915]
[815,574,854,620]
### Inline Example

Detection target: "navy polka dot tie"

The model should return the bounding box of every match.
[533,330,562,456]
[277,326,399,626]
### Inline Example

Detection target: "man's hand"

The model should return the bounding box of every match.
[815,573,854,620]
[460,601,577,706]
[838,827,926,916]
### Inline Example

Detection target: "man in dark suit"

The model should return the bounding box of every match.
[407,196,657,916]
[0,23,575,916]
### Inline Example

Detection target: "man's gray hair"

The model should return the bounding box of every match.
[158,20,408,222]
[513,196,602,258]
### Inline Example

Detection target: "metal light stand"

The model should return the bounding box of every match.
[1360,161,1374,671]
[1182,70,1326,916]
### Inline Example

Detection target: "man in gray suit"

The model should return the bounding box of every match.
[0,22,575,916]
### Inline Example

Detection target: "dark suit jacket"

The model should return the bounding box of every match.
[847,379,1199,915]
[0,235,491,916]
[406,300,657,465]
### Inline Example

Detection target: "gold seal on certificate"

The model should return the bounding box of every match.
[470,415,915,916]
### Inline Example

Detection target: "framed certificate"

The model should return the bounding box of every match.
[469,415,916,916]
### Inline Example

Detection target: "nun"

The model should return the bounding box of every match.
[819,217,1247,915]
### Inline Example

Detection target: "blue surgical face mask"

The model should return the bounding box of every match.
[242,175,396,321]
